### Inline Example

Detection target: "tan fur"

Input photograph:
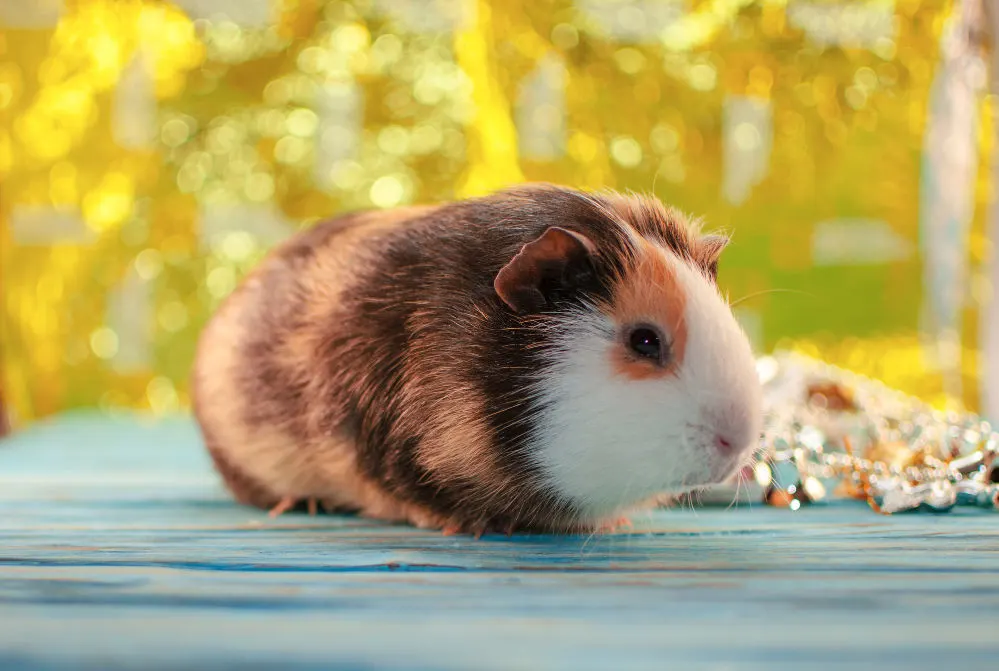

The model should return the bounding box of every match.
[583,196,710,382]
[193,206,449,525]
[402,307,517,519]
[410,381,495,484]
[606,238,689,381]
[604,193,705,252]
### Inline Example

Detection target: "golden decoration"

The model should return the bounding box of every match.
[0,0,989,430]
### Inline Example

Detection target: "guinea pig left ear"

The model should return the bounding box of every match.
[700,234,729,280]
[494,227,597,314]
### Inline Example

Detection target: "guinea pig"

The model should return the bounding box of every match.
[191,183,762,535]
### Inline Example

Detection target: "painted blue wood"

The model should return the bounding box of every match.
[0,412,997,671]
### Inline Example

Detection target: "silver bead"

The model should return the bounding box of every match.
[923,480,957,513]
[753,351,999,515]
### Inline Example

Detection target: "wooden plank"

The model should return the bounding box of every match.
[0,413,997,670]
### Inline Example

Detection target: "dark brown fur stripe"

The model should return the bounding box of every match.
[197,184,716,531]
[296,187,639,529]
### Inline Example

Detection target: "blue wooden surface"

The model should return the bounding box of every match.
[1,413,997,671]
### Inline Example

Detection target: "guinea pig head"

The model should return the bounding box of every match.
[494,202,762,522]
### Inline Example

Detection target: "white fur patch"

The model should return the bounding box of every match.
[530,251,762,522]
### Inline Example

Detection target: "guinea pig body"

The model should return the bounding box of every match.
[191,184,762,534]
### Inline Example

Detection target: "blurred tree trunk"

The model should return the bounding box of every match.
[983,0,999,422]
[0,388,9,438]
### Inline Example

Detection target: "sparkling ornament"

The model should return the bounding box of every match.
[693,352,999,515]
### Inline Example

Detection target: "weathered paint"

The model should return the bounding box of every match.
[0,413,997,670]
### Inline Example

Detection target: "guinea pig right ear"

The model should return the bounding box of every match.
[700,234,729,281]
[494,227,597,314]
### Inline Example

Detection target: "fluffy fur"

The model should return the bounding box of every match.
[191,184,762,534]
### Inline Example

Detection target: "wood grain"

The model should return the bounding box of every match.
[0,413,997,670]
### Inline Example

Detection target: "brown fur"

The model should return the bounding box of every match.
[192,207,448,525]
[191,184,728,534]
[606,238,689,381]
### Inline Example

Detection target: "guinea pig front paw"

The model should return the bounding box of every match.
[441,522,482,539]
[267,496,300,518]
[438,517,510,539]
[593,516,633,533]
[401,506,452,531]
[267,495,326,517]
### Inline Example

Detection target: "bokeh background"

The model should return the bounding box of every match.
[2,0,997,430]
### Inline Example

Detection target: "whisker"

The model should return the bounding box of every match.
[727,471,744,512]
[729,288,814,308]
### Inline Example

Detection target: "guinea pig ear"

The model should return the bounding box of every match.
[700,234,729,280]
[494,227,597,314]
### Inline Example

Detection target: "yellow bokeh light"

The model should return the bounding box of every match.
[90,327,119,360]
[0,0,991,429]
[146,376,179,414]
[610,136,643,168]
[83,172,135,232]
[370,175,406,208]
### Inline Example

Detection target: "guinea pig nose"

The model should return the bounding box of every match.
[714,435,735,454]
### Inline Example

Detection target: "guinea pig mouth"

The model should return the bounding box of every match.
[707,459,748,486]
[678,447,753,490]
[678,466,737,492]
[684,423,757,474]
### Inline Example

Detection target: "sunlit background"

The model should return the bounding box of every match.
[1,0,997,430]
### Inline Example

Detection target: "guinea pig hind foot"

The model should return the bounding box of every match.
[267,496,325,518]
[397,504,495,539]
[591,516,633,534]
[441,521,494,539]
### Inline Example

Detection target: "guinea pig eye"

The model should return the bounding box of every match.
[627,326,663,362]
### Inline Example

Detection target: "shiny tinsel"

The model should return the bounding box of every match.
[688,351,998,514]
